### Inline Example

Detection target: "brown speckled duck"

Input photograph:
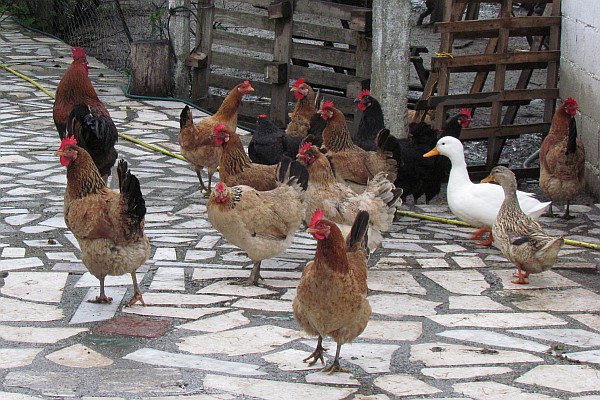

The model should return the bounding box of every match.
[482,166,565,284]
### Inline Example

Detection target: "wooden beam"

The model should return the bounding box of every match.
[459,122,551,141]
[432,50,560,71]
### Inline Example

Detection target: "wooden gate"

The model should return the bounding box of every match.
[187,0,372,132]
[414,0,561,179]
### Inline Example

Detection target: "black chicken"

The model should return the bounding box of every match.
[66,103,118,184]
[380,110,471,204]
[248,114,304,165]
[353,89,385,151]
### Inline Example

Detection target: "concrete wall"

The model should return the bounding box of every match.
[560,0,600,198]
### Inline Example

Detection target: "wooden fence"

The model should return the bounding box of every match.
[186,0,372,132]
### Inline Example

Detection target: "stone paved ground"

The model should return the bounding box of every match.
[2,16,600,400]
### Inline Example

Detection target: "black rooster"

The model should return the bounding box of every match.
[380,110,471,204]
[248,114,304,165]
[352,89,385,151]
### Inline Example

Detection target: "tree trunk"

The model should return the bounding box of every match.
[371,0,411,138]
[169,0,191,99]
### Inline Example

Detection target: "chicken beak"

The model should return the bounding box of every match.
[481,175,494,183]
[423,148,440,158]
[54,150,64,157]
[290,87,297,92]
[306,227,317,234]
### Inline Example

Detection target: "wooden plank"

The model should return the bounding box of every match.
[453,0,554,3]
[212,30,273,54]
[290,65,367,91]
[293,20,357,45]
[190,0,214,107]
[212,52,267,74]
[209,74,270,95]
[271,0,294,127]
[291,42,356,69]
[247,0,367,23]
[435,16,560,38]
[214,8,274,31]
[432,50,560,71]
[459,122,551,140]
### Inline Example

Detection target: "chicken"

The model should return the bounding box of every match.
[286,78,325,145]
[65,103,118,183]
[53,47,118,183]
[213,123,285,191]
[539,98,586,219]
[207,157,308,285]
[319,101,397,192]
[385,110,471,204]
[55,136,150,306]
[352,89,385,151]
[179,81,254,195]
[293,209,371,373]
[248,114,303,165]
[297,143,402,250]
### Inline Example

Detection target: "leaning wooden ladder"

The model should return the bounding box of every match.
[414,0,561,179]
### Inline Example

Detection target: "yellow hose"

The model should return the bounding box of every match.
[0,62,186,161]
[396,210,600,251]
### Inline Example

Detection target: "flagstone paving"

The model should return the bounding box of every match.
[2,16,600,400]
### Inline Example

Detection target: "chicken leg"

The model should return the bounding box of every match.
[247,261,263,286]
[562,201,574,220]
[194,167,209,193]
[126,271,146,307]
[322,342,350,374]
[88,277,112,304]
[471,227,493,246]
[303,336,327,366]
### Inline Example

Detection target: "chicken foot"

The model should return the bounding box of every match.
[322,342,350,374]
[562,201,574,220]
[471,227,493,246]
[194,167,209,194]
[247,261,263,286]
[88,277,113,304]
[511,264,530,284]
[303,336,327,366]
[126,271,146,307]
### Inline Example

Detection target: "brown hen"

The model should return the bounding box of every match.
[207,158,308,285]
[540,98,586,219]
[293,209,371,373]
[56,137,150,306]
[319,101,397,192]
[213,123,281,191]
[179,81,254,195]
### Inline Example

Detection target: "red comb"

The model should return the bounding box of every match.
[257,114,267,119]
[321,101,335,111]
[564,97,579,107]
[71,47,86,61]
[214,123,228,133]
[215,182,226,192]
[59,136,77,150]
[309,209,325,228]
[460,108,472,118]
[358,89,370,99]
[299,142,312,155]
[293,78,305,87]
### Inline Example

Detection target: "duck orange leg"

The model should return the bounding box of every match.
[511,264,529,284]
[472,227,493,246]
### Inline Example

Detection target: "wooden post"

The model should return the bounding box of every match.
[371,0,411,138]
[268,1,294,128]
[190,0,215,108]
[130,40,172,96]
[169,0,191,99]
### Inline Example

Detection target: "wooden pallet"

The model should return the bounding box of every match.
[414,0,561,179]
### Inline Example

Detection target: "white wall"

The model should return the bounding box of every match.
[560,0,600,197]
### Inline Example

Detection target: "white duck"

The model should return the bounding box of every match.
[423,136,551,245]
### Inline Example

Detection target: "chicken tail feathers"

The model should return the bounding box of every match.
[276,156,309,191]
[67,103,118,155]
[346,210,370,253]
[180,105,192,129]
[389,188,404,208]
[117,159,147,230]
[566,117,578,155]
